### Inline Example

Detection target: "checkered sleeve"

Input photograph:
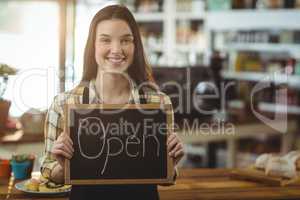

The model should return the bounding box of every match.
[40,94,64,180]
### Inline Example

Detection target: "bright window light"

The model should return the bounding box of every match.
[0,1,59,117]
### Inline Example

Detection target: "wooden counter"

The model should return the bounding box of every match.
[1,168,300,200]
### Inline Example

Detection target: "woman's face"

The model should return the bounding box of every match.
[94,19,135,73]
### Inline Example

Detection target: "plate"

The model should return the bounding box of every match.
[15,180,71,195]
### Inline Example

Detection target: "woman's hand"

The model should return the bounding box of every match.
[51,132,74,168]
[167,132,184,166]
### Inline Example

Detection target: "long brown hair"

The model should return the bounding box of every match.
[81,4,154,87]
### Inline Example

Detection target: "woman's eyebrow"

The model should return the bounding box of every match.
[98,34,110,37]
[121,34,134,38]
[98,34,133,37]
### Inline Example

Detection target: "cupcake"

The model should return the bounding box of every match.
[24,178,40,191]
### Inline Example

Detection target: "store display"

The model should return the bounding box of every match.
[128,0,206,66]
[100,0,300,172]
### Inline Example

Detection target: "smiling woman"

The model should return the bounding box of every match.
[81,4,153,87]
[41,4,184,200]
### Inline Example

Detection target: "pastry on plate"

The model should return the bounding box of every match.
[24,178,40,191]
[255,153,274,170]
[38,181,71,192]
[265,156,297,179]
[284,151,300,170]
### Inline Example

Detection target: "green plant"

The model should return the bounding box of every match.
[10,154,35,163]
[0,63,17,100]
[0,63,17,76]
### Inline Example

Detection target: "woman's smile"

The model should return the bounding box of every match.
[106,56,126,66]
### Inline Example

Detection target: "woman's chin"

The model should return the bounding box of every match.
[101,67,128,74]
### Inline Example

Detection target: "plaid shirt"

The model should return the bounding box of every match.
[40,79,175,181]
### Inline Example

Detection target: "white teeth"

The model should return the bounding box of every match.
[107,57,124,63]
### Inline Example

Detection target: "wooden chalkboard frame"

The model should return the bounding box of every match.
[64,104,174,185]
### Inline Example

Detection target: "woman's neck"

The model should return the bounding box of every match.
[95,70,131,103]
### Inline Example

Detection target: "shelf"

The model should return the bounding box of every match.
[131,0,208,66]
[145,44,163,52]
[228,100,245,109]
[206,9,300,30]
[175,12,205,20]
[224,43,300,58]
[222,71,300,89]
[258,102,300,115]
[134,12,164,22]
[178,120,297,143]
[175,44,205,53]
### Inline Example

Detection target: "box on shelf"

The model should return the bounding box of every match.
[176,0,193,12]
[181,144,207,168]
[236,152,258,168]
[295,60,300,75]
[20,108,46,134]
[207,0,231,11]
[176,0,205,13]
[216,148,227,168]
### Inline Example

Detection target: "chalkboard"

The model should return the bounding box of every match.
[64,104,174,185]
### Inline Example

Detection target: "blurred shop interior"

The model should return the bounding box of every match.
[1,0,300,171]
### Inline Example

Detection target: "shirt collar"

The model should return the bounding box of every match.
[88,78,140,104]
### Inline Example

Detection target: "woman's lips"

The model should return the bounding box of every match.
[107,57,125,66]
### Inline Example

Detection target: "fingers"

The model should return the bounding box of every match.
[169,142,183,157]
[167,132,176,144]
[52,142,73,159]
[58,132,73,146]
[52,148,73,159]
[60,142,74,158]
[174,148,184,164]
[64,134,74,147]
[167,132,185,165]
[63,139,74,155]
[167,133,177,152]
[52,132,74,160]
[57,133,74,152]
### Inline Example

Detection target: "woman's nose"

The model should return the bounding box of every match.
[110,41,122,53]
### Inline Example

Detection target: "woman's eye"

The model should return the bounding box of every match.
[99,38,110,43]
[121,38,133,44]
